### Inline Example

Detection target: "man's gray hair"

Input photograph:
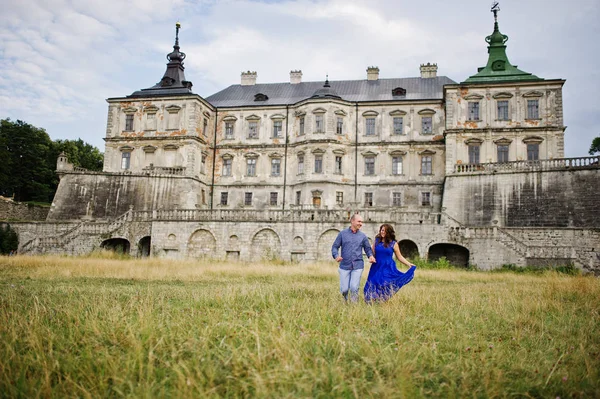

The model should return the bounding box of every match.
[350,213,360,222]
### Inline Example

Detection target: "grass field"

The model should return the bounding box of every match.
[1,254,599,398]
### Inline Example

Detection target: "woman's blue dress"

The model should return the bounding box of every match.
[364,239,416,302]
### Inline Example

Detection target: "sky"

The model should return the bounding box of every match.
[1,0,598,157]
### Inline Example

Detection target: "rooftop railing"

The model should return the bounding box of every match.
[453,156,599,174]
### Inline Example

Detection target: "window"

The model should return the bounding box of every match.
[272,120,282,138]
[246,158,256,176]
[527,99,539,119]
[121,152,131,170]
[468,102,480,121]
[335,156,342,174]
[222,158,232,176]
[297,154,304,174]
[315,115,324,132]
[392,192,402,206]
[270,192,278,206]
[244,192,253,206]
[201,189,206,204]
[468,145,480,164]
[365,156,375,175]
[145,113,156,130]
[392,156,403,175]
[393,117,403,135]
[422,117,432,134]
[497,145,509,163]
[421,156,432,175]
[248,121,258,139]
[271,158,281,176]
[314,154,323,173]
[364,192,373,207]
[203,118,208,137]
[220,192,228,206]
[201,154,207,174]
[365,118,376,136]
[527,144,539,161]
[497,100,509,121]
[299,116,305,135]
[295,191,301,205]
[336,191,343,206]
[166,107,180,130]
[125,114,134,131]
[336,117,343,134]
[421,192,431,206]
[225,122,234,139]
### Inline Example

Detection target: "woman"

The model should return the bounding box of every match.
[364,224,416,303]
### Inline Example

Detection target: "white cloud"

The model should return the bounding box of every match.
[0,0,598,156]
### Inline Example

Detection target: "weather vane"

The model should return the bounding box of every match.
[491,1,500,22]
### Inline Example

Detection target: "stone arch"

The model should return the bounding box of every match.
[101,238,130,255]
[138,236,151,257]
[188,229,216,258]
[428,243,470,268]
[399,239,419,258]
[318,229,340,260]
[250,228,282,261]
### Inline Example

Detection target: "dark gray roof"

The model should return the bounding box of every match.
[205,76,457,107]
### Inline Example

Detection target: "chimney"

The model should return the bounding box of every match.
[367,66,379,81]
[290,70,302,84]
[241,71,257,86]
[420,62,438,78]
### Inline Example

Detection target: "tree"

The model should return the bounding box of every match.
[589,137,600,155]
[0,223,19,255]
[52,139,104,171]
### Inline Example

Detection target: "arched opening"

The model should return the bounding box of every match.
[318,229,340,260]
[428,243,470,268]
[250,229,281,261]
[101,238,130,255]
[399,240,419,258]
[138,236,151,257]
[188,229,216,258]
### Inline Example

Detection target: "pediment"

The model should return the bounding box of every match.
[492,92,514,99]
[270,114,286,120]
[245,114,261,121]
[389,150,407,156]
[465,138,484,145]
[295,110,306,117]
[221,153,234,160]
[418,108,436,115]
[119,145,134,152]
[464,94,484,100]
[418,149,436,155]
[523,136,544,144]
[312,107,327,114]
[362,110,379,117]
[311,148,325,154]
[522,90,543,98]
[334,109,347,116]
[222,115,238,122]
[332,149,346,155]
[122,106,138,114]
[361,151,378,157]
[244,152,259,158]
[163,144,179,150]
[142,145,157,153]
[389,109,407,116]
[269,152,283,158]
[165,105,181,113]
[203,111,211,118]
[143,105,159,113]
[493,137,513,145]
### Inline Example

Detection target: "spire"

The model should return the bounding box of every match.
[129,22,194,97]
[463,3,542,84]
[311,75,341,99]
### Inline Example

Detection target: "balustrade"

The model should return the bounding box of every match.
[453,156,599,175]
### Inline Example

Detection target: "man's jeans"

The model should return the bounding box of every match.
[338,267,364,302]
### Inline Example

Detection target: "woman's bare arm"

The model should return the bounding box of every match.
[393,242,414,268]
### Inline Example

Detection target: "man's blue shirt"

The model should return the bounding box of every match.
[331,227,373,270]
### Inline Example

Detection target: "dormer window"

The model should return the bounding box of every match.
[254,93,269,101]
[392,87,406,97]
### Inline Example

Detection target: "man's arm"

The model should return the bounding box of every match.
[363,236,376,263]
[331,232,343,261]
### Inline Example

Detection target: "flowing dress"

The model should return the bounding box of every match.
[364,239,416,303]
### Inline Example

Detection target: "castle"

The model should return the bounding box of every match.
[13,9,600,273]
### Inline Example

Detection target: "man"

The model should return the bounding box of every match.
[331,214,376,302]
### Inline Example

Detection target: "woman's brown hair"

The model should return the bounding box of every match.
[375,223,396,247]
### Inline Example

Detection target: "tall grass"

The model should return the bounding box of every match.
[1,255,599,398]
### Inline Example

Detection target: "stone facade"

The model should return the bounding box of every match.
[0,197,49,221]
[7,13,600,274]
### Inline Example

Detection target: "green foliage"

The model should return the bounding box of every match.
[0,118,103,203]
[496,263,580,276]
[0,223,19,254]
[412,256,456,270]
[589,136,600,155]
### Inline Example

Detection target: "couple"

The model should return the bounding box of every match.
[331,214,416,303]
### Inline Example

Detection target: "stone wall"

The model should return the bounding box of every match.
[0,198,50,221]
[443,167,600,228]
[48,172,209,221]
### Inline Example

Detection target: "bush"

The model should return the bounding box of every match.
[495,263,580,276]
[0,223,19,255]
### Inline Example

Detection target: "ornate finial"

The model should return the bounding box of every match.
[324,74,330,87]
[491,1,500,23]
[175,22,181,47]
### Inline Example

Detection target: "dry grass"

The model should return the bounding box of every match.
[1,254,599,398]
